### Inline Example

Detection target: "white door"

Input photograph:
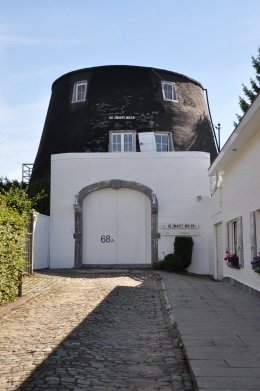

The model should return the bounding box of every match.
[83,188,151,265]
[216,223,223,280]
[138,132,156,151]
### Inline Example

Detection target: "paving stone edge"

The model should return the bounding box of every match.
[160,279,198,391]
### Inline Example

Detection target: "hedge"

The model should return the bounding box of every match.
[0,180,45,306]
[163,253,183,272]
[174,236,194,268]
[0,197,27,305]
[159,236,194,272]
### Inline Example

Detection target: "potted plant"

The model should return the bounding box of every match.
[251,252,260,272]
[224,251,240,269]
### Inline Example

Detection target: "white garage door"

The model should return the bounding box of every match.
[82,188,151,265]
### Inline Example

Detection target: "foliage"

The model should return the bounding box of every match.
[0,197,27,305]
[174,236,194,268]
[0,178,46,305]
[251,252,260,272]
[162,253,183,272]
[234,48,260,126]
[224,251,239,269]
[158,236,194,273]
[28,176,50,215]
[0,177,46,214]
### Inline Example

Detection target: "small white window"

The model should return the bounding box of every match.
[155,133,170,151]
[138,132,173,152]
[161,81,177,101]
[72,81,87,103]
[110,131,136,152]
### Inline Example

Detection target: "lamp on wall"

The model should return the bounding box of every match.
[152,192,157,205]
[73,194,80,212]
[196,195,202,201]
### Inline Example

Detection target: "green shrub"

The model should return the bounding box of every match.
[174,236,194,268]
[28,177,50,215]
[0,198,27,305]
[162,253,184,272]
[0,179,45,305]
[160,236,194,273]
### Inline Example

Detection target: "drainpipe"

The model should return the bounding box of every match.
[204,88,220,152]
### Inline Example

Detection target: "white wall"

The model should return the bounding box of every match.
[33,213,50,270]
[50,151,211,273]
[211,129,260,290]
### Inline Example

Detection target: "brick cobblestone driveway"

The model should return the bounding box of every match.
[0,270,193,391]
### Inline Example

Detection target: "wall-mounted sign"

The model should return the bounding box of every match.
[160,223,200,237]
[109,115,136,120]
[160,223,199,229]
[162,230,199,236]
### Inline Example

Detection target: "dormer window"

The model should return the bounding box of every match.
[138,132,174,152]
[72,81,87,103]
[109,131,136,152]
[161,81,177,102]
[155,133,171,151]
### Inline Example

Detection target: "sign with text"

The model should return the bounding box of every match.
[160,223,200,236]
[109,115,136,120]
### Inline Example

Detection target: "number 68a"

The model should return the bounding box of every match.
[101,235,114,243]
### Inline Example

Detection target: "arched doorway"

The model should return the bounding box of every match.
[73,180,159,267]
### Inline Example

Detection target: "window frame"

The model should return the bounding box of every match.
[138,131,174,152]
[250,210,260,259]
[155,132,173,152]
[72,81,88,103]
[109,130,136,152]
[161,81,178,102]
[226,216,244,267]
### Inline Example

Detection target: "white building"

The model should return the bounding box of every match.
[209,94,260,293]
[49,151,212,274]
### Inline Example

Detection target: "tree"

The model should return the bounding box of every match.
[234,48,260,127]
[0,177,46,214]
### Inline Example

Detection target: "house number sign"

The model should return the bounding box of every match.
[101,235,114,243]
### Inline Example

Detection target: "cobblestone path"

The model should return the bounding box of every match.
[0,271,192,391]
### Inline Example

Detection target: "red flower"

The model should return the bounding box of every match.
[224,251,233,260]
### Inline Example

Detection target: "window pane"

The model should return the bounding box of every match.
[124,134,133,151]
[111,132,135,152]
[112,134,121,151]
[72,81,87,102]
[164,84,173,100]
[155,134,169,151]
[162,82,176,101]
[77,84,86,101]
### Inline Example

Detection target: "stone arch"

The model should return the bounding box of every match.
[73,179,159,268]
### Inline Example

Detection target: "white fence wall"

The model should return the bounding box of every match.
[32,213,50,270]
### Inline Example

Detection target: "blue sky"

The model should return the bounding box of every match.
[0,0,259,180]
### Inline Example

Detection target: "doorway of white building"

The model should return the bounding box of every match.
[82,188,151,266]
[215,223,223,280]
